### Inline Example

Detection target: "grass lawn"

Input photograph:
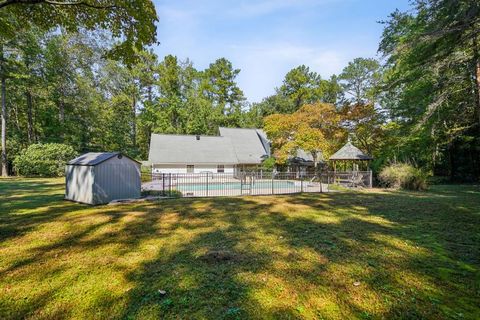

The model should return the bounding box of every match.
[0,178,479,319]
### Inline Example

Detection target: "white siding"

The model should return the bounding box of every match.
[65,165,94,204]
[152,164,186,174]
[152,164,235,174]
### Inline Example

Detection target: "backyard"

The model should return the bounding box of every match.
[0,178,479,319]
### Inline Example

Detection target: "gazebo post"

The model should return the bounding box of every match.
[328,140,373,188]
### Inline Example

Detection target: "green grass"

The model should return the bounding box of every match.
[0,178,479,319]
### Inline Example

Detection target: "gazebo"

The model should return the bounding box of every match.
[328,140,373,187]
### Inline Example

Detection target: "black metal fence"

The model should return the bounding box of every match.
[325,171,373,188]
[142,172,328,197]
[141,171,372,198]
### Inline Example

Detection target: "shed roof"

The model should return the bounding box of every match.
[329,142,373,161]
[68,152,140,166]
[148,134,239,164]
[219,127,270,164]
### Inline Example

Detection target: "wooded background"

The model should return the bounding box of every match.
[1,0,479,181]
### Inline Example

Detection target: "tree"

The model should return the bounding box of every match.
[0,0,158,64]
[245,94,292,127]
[339,57,381,104]
[379,0,480,180]
[0,42,6,176]
[280,65,322,111]
[323,74,344,105]
[282,66,344,107]
[250,66,344,125]
[0,1,158,176]
[339,103,385,156]
[264,103,345,166]
[201,58,246,127]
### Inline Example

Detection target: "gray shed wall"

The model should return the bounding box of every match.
[92,156,141,205]
[65,165,94,204]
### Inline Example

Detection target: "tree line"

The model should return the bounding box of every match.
[1,0,479,181]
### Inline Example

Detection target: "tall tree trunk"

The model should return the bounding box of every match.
[448,141,456,182]
[1,44,7,177]
[131,95,136,150]
[58,99,65,123]
[475,56,480,126]
[473,35,480,182]
[26,89,34,143]
[57,97,65,141]
[473,34,480,127]
[13,100,20,132]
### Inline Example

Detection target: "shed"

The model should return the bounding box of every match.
[65,152,141,205]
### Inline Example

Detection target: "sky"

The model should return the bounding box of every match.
[152,0,411,103]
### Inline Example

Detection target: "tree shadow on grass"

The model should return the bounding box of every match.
[0,180,479,319]
[0,178,73,242]
[120,188,479,319]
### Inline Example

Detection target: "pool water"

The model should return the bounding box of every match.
[176,180,296,191]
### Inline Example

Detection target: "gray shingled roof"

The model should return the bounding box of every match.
[68,152,120,166]
[148,134,239,164]
[287,149,324,165]
[329,142,373,160]
[255,129,271,157]
[219,127,270,164]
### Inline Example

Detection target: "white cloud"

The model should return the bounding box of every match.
[152,0,386,102]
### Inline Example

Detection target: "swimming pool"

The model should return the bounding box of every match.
[176,180,296,191]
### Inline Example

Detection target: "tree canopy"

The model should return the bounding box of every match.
[378,0,480,180]
[264,103,345,165]
[1,0,479,182]
[0,0,158,63]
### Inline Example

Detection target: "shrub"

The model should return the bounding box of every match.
[379,163,428,191]
[13,143,78,177]
[141,190,182,198]
[261,157,276,172]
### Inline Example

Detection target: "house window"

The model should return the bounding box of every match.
[217,165,225,173]
[186,165,194,173]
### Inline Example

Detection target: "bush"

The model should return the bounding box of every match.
[141,190,183,198]
[261,157,276,172]
[379,163,428,191]
[13,143,78,177]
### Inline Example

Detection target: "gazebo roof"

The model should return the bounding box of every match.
[329,142,373,161]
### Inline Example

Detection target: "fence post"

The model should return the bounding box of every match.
[271,173,274,195]
[320,172,323,193]
[169,173,172,196]
[162,173,165,195]
[206,172,209,197]
[301,178,303,193]
[369,170,373,188]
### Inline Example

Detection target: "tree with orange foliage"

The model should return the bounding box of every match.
[264,102,345,167]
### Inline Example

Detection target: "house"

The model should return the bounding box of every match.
[65,152,141,205]
[147,127,270,174]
